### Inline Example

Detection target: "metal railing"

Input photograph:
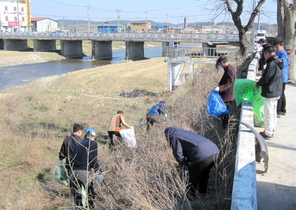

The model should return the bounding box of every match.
[0,32,240,42]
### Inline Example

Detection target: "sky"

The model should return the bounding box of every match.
[30,0,278,25]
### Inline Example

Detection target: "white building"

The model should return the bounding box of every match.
[31,17,58,32]
[0,0,28,32]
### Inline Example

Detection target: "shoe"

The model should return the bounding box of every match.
[277,114,281,118]
[259,131,272,140]
[281,112,286,116]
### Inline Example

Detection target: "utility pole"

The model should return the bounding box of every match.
[17,0,20,31]
[145,11,147,32]
[87,5,90,33]
[116,10,121,32]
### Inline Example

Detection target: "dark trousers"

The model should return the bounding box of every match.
[70,170,96,209]
[277,83,286,114]
[221,101,233,128]
[146,114,161,130]
[107,131,122,149]
[188,153,219,195]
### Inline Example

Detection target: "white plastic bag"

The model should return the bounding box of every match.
[119,126,137,148]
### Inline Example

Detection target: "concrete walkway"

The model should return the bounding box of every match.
[256,83,296,210]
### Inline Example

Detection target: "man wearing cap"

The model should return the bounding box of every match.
[146,101,167,131]
[71,128,102,208]
[258,38,272,73]
[164,127,219,200]
[107,110,131,149]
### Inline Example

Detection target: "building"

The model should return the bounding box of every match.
[31,17,58,32]
[97,23,123,33]
[130,21,151,32]
[0,0,28,32]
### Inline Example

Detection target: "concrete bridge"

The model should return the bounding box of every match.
[0,32,239,60]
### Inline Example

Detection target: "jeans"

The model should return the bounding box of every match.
[264,96,280,137]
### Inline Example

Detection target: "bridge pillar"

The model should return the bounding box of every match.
[0,39,3,49]
[33,40,56,52]
[92,41,112,60]
[125,41,144,61]
[60,40,84,58]
[202,43,217,57]
[3,39,28,51]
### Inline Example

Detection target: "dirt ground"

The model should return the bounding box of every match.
[0,51,65,67]
[1,53,168,95]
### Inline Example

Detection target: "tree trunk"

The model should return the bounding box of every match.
[238,30,249,59]
[277,0,296,82]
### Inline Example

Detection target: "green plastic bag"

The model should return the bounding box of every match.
[54,159,69,186]
[234,79,264,122]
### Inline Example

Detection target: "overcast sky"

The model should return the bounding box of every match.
[30,0,278,25]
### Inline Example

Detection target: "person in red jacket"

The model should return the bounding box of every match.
[214,55,237,128]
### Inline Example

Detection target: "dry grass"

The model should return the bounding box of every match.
[0,56,245,209]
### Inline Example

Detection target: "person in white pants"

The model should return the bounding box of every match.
[256,45,283,139]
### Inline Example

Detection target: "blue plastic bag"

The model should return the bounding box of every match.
[207,90,230,117]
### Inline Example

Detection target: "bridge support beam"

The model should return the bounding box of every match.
[125,41,144,61]
[92,41,112,60]
[202,43,217,57]
[61,40,84,58]
[3,39,28,51]
[33,40,56,52]
[0,39,3,49]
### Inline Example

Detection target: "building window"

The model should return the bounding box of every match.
[14,7,16,11]
[14,17,17,21]
[4,6,8,11]
[5,16,8,21]
[21,7,24,12]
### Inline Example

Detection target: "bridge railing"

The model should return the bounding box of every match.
[0,32,239,42]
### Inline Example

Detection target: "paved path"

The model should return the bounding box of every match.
[256,83,296,210]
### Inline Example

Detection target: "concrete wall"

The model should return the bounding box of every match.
[60,40,84,58]
[92,41,112,60]
[3,39,28,51]
[125,41,144,60]
[231,53,260,210]
[33,40,56,52]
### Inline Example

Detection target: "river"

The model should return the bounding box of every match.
[0,47,162,91]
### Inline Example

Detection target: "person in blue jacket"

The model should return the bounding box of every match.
[146,101,167,130]
[274,40,289,118]
[71,128,102,209]
[164,127,219,200]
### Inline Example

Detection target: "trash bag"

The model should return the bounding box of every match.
[234,79,264,121]
[54,159,69,186]
[119,126,137,148]
[207,90,230,117]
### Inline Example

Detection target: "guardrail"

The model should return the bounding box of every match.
[231,53,260,210]
[0,32,239,42]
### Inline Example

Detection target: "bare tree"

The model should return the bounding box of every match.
[218,0,266,58]
[277,0,296,81]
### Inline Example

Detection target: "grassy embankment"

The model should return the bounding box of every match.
[0,50,244,209]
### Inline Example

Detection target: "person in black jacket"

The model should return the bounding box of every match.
[59,123,84,199]
[71,128,102,209]
[164,127,219,200]
[256,46,283,139]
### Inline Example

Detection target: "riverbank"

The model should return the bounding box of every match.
[0,51,65,67]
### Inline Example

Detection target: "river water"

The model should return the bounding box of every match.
[0,47,162,91]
